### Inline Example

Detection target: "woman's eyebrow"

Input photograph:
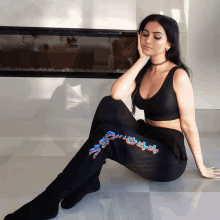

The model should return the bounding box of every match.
[144,29,163,35]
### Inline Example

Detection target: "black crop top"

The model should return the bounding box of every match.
[133,66,181,121]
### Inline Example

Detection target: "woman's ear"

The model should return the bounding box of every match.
[167,42,172,50]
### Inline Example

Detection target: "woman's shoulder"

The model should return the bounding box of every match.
[169,63,187,76]
[173,66,190,93]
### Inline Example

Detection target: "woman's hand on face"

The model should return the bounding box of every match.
[137,32,150,61]
[200,165,220,179]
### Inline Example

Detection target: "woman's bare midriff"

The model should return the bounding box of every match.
[145,118,183,133]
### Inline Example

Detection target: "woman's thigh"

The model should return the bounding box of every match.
[89,123,187,183]
[89,95,141,137]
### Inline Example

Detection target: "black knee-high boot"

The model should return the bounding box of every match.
[3,121,116,220]
[61,165,102,209]
[4,154,107,220]
[61,95,140,209]
[4,96,140,219]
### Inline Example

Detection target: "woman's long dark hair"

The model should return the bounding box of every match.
[131,14,192,115]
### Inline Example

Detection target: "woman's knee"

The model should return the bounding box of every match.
[137,119,145,127]
[100,95,124,106]
[102,95,122,102]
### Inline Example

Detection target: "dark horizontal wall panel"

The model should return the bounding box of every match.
[0,70,123,78]
[0,26,138,78]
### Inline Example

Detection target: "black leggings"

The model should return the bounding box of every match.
[61,95,188,192]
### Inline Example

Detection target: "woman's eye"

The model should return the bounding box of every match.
[143,35,160,40]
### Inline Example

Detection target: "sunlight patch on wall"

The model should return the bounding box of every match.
[92,17,136,30]
[66,84,89,111]
[171,8,180,23]
[27,78,65,100]
[183,0,189,31]
[42,9,83,28]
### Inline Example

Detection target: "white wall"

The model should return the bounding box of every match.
[0,0,220,123]
[0,0,137,120]
[187,0,220,109]
[0,0,136,30]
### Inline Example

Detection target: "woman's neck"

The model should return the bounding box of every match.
[150,61,170,75]
[150,54,169,73]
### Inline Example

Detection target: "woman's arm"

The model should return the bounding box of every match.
[173,69,205,171]
[111,33,149,100]
[181,124,205,171]
[111,57,147,100]
[174,69,220,179]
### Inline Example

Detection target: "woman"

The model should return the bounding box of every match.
[4,14,220,220]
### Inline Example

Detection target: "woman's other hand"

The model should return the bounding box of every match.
[200,165,220,179]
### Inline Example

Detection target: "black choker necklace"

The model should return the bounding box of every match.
[151,59,168,66]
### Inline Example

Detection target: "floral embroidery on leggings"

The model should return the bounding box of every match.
[89,131,159,159]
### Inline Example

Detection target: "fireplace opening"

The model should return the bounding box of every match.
[0,26,138,77]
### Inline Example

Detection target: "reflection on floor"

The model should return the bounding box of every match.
[1,117,220,220]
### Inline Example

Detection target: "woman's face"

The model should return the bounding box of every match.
[140,21,171,56]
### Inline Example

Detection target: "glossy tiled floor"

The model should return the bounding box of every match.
[1,116,220,220]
